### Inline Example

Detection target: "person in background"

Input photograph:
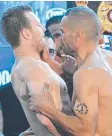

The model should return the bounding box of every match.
[46,15,72,63]
[46,16,74,99]
[44,31,57,60]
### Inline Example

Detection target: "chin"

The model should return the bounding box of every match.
[37,39,42,45]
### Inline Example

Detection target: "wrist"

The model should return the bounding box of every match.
[47,107,59,120]
[45,57,53,65]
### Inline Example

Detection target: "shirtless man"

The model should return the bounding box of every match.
[29,7,112,136]
[1,5,73,136]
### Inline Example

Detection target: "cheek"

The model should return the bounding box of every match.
[35,28,43,39]
[62,34,67,43]
[54,38,62,48]
[64,34,71,44]
[37,30,42,38]
[66,36,74,49]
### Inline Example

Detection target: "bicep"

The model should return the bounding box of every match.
[73,70,98,133]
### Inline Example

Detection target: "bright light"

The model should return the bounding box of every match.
[0,70,11,86]
[46,8,66,20]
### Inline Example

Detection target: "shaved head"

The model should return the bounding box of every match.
[61,7,101,41]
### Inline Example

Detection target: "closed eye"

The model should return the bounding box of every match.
[53,33,61,39]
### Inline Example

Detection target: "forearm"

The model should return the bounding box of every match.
[36,113,60,136]
[46,108,83,136]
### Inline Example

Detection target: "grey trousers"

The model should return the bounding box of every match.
[19,127,35,136]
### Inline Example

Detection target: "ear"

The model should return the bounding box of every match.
[72,29,82,47]
[76,29,82,40]
[21,28,32,40]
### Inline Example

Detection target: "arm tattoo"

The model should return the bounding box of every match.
[76,103,88,115]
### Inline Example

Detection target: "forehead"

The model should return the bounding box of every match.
[48,23,62,36]
[25,11,40,25]
[60,16,68,27]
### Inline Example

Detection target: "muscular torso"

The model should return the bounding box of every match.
[11,58,73,136]
[73,48,112,136]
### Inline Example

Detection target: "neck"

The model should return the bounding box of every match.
[14,44,41,61]
[75,42,97,68]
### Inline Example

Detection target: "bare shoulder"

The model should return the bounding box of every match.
[12,58,50,81]
[73,66,112,92]
[73,67,95,84]
[16,58,49,70]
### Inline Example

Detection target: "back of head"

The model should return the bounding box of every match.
[46,15,63,29]
[64,7,101,41]
[1,5,32,49]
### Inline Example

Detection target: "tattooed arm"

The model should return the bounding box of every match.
[72,69,98,135]
[30,68,99,136]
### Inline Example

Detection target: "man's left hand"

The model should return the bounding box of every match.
[29,83,55,117]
